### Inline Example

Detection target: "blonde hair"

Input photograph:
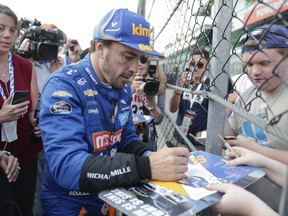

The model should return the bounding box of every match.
[154,64,166,95]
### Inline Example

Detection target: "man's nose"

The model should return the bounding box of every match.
[250,64,262,76]
[130,59,139,74]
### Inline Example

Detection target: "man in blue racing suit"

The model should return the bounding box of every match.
[39,8,190,215]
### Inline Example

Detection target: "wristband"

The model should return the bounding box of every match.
[142,150,152,156]
[146,105,156,111]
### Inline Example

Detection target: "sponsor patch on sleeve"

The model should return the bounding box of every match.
[52,90,73,97]
[118,111,129,126]
[50,100,72,114]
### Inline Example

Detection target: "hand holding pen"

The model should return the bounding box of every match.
[218,135,240,158]
[220,146,271,169]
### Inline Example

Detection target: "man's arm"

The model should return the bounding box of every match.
[169,90,182,113]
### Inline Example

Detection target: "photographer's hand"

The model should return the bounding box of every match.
[131,75,144,94]
[179,71,188,87]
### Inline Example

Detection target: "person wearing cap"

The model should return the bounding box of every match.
[132,113,154,141]
[39,8,189,215]
[223,23,288,211]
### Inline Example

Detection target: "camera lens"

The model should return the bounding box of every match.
[143,80,160,96]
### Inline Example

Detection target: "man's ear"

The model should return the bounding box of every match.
[95,41,103,51]
[95,41,105,58]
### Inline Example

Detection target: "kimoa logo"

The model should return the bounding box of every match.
[132,23,150,37]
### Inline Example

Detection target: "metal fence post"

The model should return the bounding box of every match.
[205,0,234,155]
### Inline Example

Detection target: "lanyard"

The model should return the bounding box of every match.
[107,99,118,157]
[189,82,202,109]
[0,52,15,100]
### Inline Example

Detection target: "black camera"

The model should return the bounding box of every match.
[185,68,192,81]
[16,19,64,61]
[142,58,160,96]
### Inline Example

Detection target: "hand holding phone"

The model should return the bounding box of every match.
[11,90,30,105]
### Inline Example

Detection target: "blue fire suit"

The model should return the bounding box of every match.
[39,54,152,215]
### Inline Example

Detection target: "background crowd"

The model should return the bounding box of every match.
[0,2,287,216]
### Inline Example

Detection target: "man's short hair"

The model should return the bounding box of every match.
[190,48,210,61]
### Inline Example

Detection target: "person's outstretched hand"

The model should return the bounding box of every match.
[207,183,278,216]
[148,147,189,181]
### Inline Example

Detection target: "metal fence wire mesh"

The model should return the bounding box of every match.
[144,0,288,151]
[142,1,288,214]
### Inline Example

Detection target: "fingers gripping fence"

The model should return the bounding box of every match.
[140,0,288,215]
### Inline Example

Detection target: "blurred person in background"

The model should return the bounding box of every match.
[59,38,83,64]
[0,4,40,216]
[169,48,210,145]
[16,22,65,216]
[130,55,166,150]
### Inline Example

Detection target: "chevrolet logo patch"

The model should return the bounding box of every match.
[52,91,73,97]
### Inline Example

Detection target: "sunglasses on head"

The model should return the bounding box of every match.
[190,62,204,69]
[239,27,288,45]
[139,56,148,64]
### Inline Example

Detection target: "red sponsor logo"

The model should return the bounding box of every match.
[92,129,123,151]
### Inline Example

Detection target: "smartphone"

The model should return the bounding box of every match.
[223,135,237,140]
[11,90,30,105]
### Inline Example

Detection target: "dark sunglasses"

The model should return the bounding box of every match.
[69,46,75,52]
[190,62,204,69]
[139,56,148,64]
[239,27,288,45]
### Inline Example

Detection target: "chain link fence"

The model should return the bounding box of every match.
[140,0,288,215]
